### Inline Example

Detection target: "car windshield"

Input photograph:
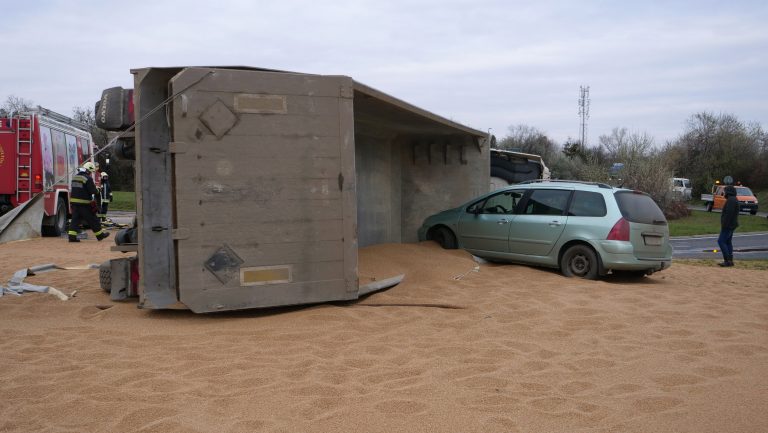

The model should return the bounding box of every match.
[736,187,753,196]
[614,191,667,225]
[683,180,691,188]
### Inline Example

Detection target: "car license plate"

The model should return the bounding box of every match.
[644,236,662,246]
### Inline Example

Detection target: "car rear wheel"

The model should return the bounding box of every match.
[432,227,457,249]
[560,245,599,279]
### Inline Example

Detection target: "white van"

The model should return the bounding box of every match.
[671,177,692,200]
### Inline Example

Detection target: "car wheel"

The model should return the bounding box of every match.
[560,245,599,279]
[433,227,458,249]
[706,202,713,212]
[750,209,757,215]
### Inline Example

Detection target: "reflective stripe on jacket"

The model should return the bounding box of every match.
[99,179,112,203]
[70,171,98,205]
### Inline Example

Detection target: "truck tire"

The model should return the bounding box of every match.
[115,227,138,245]
[706,202,713,212]
[490,166,517,184]
[491,156,540,178]
[42,200,67,237]
[99,261,111,293]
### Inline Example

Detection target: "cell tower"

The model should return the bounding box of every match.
[578,85,590,147]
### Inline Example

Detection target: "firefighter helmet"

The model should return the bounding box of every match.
[82,162,96,172]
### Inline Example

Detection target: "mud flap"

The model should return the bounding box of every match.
[101,257,139,301]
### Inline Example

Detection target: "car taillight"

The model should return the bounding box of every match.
[607,218,630,241]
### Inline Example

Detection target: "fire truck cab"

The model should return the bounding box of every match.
[0,108,97,236]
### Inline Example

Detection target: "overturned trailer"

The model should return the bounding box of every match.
[103,67,489,312]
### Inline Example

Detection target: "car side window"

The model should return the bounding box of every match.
[466,201,483,214]
[468,190,523,215]
[524,189,571,215]
[567,191,607,217]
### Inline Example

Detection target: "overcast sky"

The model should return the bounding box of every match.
[1,0,765,146]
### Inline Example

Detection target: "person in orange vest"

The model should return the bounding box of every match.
[68,162,110,243]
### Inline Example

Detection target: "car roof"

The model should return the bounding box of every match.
[463,180,642,208]
[504,179,617,191]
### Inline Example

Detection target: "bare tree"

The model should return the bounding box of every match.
[599,127,653,165]
[496,124,558,161]
[663,112,764,193]
[0,95,35,117]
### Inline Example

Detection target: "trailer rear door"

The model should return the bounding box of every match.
[169,68,358,313]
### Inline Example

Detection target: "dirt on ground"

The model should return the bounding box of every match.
[1,236,767,433]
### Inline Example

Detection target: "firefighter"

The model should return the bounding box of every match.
[98,172,113,222]
[67,162,110,243]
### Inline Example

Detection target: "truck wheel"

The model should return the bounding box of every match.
[432,227,458,249]
[706,202,713,212]
[560,245,599,280]
[99,261,111,293]
[490,165,521,184]
[42,200,67,237]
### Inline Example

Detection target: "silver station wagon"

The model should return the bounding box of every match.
[418,180,672,279]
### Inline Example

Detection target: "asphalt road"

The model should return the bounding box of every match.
[671,232,768,260]
[676,205,768,259]
[688,205,767,218]
[104,210,135,227]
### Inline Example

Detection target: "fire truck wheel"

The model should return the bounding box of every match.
[42,201,68,237]
[99,261,111,293]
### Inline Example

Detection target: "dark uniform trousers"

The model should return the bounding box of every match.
[69,203,104,237]
[67,170,108,241]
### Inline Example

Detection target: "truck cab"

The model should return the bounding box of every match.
[705,184,759,215]
[1,108,96,236]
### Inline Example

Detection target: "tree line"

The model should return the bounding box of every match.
[5,93,766,211]
[495,113,767,215]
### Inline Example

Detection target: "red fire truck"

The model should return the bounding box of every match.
[0,107,97,236]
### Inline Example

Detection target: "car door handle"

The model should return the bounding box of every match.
[549,220,562,227]
[497,219,510,224]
